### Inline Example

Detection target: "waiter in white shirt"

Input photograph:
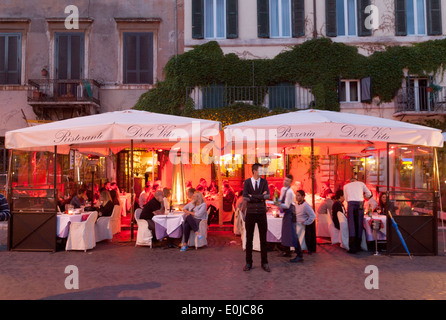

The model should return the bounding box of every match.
[277,174,303,263]
[343,176,372,253]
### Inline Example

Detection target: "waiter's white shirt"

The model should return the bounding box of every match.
[251,177,261,190]
[343,181,372,202]
[278,187,295,209]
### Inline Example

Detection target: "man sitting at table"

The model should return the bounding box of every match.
[140,190,165,241]
[70,188,88,209]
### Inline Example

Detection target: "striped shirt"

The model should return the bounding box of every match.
[0,193,11,221]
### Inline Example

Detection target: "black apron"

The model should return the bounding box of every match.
[280,188,298,248]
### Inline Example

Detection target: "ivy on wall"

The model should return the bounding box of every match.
[134,37,446,125]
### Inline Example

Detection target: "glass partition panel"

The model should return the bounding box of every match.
[10,150,57,213]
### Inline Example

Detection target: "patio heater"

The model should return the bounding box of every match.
[171,152,187,208]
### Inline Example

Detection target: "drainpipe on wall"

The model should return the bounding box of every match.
[313,0,317,38]
[175,0,178,59]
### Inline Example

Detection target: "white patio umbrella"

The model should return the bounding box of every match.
[6,109,223,237]
[6,109,222,153]
[225,109,444,210]
[224,109,444,149]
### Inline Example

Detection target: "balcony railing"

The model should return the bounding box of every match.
[395,86,446,114]
[28,79,101,105]
[186,85,315,110]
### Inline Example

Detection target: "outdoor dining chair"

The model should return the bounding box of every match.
[66,211,98,252]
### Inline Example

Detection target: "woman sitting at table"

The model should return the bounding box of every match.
[376,192,398,215]
[97,189,114,218]
[180,191,207,252]
[208,180,218,194]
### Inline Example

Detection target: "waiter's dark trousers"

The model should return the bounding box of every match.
[347,201,364,252]
[245,214,268,265]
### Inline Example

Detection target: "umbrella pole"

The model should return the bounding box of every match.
[434,148,445,253]
[130,139,134,241]
[311,139,315,211]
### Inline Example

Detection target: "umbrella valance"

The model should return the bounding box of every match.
[224,109,443,148]
[5,110,222,153]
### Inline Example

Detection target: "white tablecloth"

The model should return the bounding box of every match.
[266,215,283,240]
[364,215,387,241]
[152,213,184,235]
[57,214,84,238]
[240,214,307,251]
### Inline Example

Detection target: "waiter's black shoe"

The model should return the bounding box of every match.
[290,255,304,263]
[243,264,252,271]
[261,264,271,272]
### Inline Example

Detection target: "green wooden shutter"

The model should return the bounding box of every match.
[357,0,372,36]
[292,0,305,37]
[326,0,337,37]
[395,0,407,36]
[360,76,372,102]
[55,33,84,80]
[226,0,238,38]
[192,0,204,39]
[124,33,153,84]
[257,0,269,38]
[0,34,21,85]
[427,0,442,35]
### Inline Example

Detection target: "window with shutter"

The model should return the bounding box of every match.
[270,0,292,38]
[205,0,226,39]
[427,0,442,35]
[406,0,427,35]
[55,33,84,80]
[123,32,153,85]
[339,80,360,102]
[0,33,21,85]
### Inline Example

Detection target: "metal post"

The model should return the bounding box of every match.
[54,146,57,212]
[311,139,315,211]
[130,140,135,241]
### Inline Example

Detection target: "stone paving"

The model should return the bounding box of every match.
[0,228,445,300]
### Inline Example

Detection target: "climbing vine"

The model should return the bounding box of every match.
[134,38,446,125]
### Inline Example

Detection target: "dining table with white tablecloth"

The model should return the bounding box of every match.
[57,211,93,238]
[240,213,307,251]
[152,213,184,239]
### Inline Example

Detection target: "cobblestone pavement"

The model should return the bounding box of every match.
[0,229,445,300]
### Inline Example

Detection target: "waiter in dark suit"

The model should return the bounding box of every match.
[243,163,271,272]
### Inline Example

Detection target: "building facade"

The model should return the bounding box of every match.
[0,0,184,188]
[183,0,445,194]
[184,0,445,120]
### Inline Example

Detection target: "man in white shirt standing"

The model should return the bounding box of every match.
[343,177,372,253]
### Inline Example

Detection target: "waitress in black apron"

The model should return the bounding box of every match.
[277,174,303,263]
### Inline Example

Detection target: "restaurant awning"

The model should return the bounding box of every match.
[5,109,222,154]
[224,109,444,150]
